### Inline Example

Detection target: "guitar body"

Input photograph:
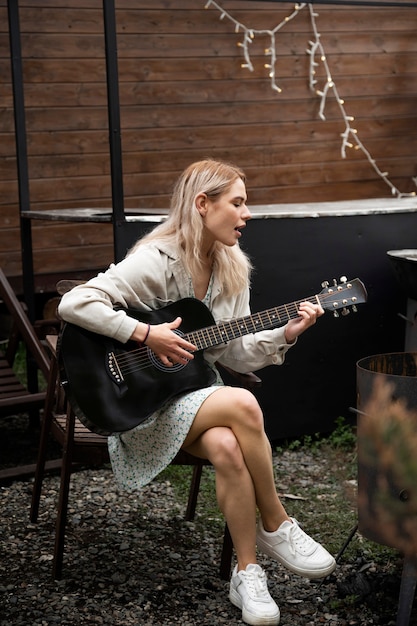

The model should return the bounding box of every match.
[58,298,217,435]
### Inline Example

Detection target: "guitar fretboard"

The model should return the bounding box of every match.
[186,295,319,351]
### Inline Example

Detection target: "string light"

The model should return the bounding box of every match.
[306,4,415,197]
[205,0,306,93]
[204,0,416,198]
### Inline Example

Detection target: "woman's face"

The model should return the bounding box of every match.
[197,178,252,251]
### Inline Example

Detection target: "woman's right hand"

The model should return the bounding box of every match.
[130,317,197,367]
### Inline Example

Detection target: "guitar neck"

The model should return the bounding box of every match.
[186,295,319,351]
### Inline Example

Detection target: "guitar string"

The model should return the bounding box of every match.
[111,287,357,377]
[112,296,316,371]
[114,286,360,373]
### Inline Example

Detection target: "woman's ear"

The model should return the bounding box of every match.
[195,192,208,217]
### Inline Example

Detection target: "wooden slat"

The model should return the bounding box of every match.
[1,94,416,135]
[0,354,45,411]
[0,459,62,482]
[4,0,415,11]
[2,120,417,184]
[1,6,415,36]
[0,53,415,86]
[52,414,108,449]
[2,28,417,59]
[0,392,45,409]
[2,73,417,110]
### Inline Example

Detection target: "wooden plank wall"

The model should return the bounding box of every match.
[0,0,416,289]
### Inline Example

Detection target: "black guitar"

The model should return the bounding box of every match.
[58,277,367,435]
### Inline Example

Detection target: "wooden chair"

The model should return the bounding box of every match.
[0,269,56,480]
[30,334,111,578]
[30,285,261,580]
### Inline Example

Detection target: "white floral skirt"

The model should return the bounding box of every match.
[107,380,222,491]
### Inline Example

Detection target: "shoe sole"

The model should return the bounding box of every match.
[256,538,336,580]
[229,588,280,626]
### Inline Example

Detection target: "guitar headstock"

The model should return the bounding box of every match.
[319,277,367,317]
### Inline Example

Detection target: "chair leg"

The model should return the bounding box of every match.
[52,406,76,579]
[396,555,417,626]
[185,463,203,521]
[219,522,233,581]
[30,355,58,522]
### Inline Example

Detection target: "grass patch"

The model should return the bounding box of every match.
[5,339,48,391]
[274,415,357,454]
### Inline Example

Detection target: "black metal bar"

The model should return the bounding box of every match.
[335,523,358,563]
[102,0,126,262]
[7,0,35,321]
[396,556,417,626]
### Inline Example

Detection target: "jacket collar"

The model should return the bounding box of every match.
[155,240,222,302]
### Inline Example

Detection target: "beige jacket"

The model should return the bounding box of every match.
[58,241,295,373]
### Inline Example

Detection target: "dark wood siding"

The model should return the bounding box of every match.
[1,0,416,285]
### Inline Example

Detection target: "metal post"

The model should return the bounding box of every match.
[8,0,40,424]
[102,0,126,262]
[7,0,35,321]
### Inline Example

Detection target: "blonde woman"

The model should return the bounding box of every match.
[59,159,335,625]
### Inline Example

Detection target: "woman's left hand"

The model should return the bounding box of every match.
[284,301,324,344]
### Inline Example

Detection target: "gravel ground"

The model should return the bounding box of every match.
[1,415,416,626]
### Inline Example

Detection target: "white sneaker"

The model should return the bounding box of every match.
[229,563,280,626]
[257,517,336,579]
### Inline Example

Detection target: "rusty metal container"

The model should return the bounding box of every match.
[356,352,417,553]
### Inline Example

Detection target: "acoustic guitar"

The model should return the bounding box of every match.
[58,277,367,435]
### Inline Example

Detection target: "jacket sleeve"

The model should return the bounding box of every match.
[204,288,296,373]
[58,246,172,343]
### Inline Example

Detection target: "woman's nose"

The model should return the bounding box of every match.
[243,205,252,221]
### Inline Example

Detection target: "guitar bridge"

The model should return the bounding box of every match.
[108,351,124,383]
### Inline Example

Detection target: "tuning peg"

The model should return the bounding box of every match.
[333,310,339,318]
[352,305,358,313]
[341,307,350,316]
[321,280,329,288]
[340,276,347,283]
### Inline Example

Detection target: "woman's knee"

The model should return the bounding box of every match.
[208,428,246,472]
[230,388,264,432]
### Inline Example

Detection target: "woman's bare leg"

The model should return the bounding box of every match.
[184,389,336,582]
[184,425,259,570]
[182,387,290,534]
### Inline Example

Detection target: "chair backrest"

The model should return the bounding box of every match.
[0,269,50,379]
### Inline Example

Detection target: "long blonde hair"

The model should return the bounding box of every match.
[132,159,253,296]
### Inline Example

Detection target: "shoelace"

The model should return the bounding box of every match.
[242,569,270,600]
[285,522,315,556]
